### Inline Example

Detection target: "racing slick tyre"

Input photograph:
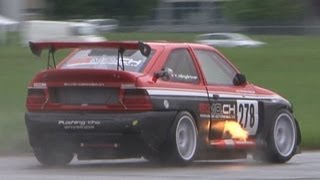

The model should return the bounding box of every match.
[256,109,297,163]
[160,111,198,165]
[33,146,74,166]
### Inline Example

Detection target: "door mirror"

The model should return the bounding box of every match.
[153,68,173,82]
[233,73,247,86]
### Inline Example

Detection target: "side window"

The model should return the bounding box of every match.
[210,35,227,40]
[163,49,199,84]
[194,49,237,86]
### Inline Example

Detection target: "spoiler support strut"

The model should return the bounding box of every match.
[47,47,56,69]
[117,47,125,71]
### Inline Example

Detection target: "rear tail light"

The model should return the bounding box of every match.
[26,88,46,105]
[122,89,152,110]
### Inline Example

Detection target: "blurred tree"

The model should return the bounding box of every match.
[45,0,158,22]
[223,0,305,25]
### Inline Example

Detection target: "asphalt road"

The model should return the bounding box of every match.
[0,151,319,180]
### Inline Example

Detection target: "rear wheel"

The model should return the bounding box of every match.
[160,111,198,165]
[256,109,297,163]
[34,146,74,166]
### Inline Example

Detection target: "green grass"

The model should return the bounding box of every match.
[219,35,320,148]
[0,33,319,154]
[0,44,37,154]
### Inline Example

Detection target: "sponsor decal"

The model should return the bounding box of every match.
[64,82,105,87]
[235,89,255,94]
[64,55,145,69]
[211,100,259,135]
[90,56,143,67]
[211,102,237,120]
[58,120,101,130]
[171,73,198,81]
[132,120,139,126]
[33,82,47,89]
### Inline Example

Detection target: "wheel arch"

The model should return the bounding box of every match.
[184,109,200,130]
[254,106,299,163]
[272,105,301,147]
[295,118,302,145]
[257,100,299,147]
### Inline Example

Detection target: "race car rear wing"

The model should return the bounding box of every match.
[29,41,151,57]
[29,41,151,70]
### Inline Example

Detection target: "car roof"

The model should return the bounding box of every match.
[85,18,118,22]
[146,41,215,50]
[198,32,241,36]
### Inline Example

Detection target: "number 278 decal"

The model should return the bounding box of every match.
[237,100,259,135]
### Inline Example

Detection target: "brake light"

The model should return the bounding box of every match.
[122,89,152,110]
[26,88,46,105]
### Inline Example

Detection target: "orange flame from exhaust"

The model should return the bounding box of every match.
[223,121,248,141]
[212,121,248,141]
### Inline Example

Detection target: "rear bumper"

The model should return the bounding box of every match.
[25,111,177,156]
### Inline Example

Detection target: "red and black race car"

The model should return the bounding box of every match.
[25,41,301,166]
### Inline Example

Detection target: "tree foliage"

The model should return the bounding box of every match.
[45,0,158,22]
[223,0,306,25]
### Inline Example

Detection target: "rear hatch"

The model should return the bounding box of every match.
[27,69,152,111]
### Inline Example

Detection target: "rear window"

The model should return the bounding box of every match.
[60,48,154,72]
